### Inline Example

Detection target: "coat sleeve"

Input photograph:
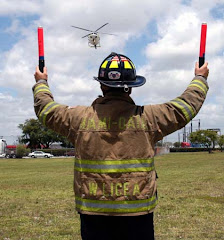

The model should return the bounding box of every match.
[143,76,209,143]
[32,81,86,143]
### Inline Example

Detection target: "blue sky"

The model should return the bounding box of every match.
[0,15,39,52]
[1,0,224,144]
[210,3,224,19]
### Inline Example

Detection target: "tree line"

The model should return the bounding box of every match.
[174,130,224,152]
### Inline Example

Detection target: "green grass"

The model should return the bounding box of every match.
[155,152,224,240]
[0,153,224,239]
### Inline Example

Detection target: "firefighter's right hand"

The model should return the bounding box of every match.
[195,62,209,79]
[34,66,48,82]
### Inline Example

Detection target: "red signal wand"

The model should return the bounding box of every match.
[38,26,45,73]
[199,23,207,68]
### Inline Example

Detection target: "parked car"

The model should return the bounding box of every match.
[65,150,75,156]
[0,153,6,158]
[28,151,53,158]
[6,153,16,158]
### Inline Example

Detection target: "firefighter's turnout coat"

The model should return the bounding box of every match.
[33,76,208,216]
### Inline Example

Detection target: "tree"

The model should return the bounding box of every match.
[156,141,163,147]
[59,135,74,148]
[18,118,73,149]
[217,135,224,152]
[173,142,181,148]
[189,130,218,153]
[41,127,62,148]
[18,119,43,149]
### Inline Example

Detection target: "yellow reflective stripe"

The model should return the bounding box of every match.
[75,159,153,165]
[74,167,155,173]
[170,98,195,122]
[176,98,195,117]
[124,61,132,69]
[34,84,51,97]
[75,202,158,213]
[42,104,60,126]
[75,195,158,213]
[192,79,208,91]
[38,101,60,125]
[109,61,119,68]
[171,101,191,122]
[189,84,206,94]
[34,84,49,92]
[189,80,208,95]
[101,60,108,68]
[74,159,155,173]
[76,196,156,205]
[34,88,51,97]
[34,84,48,91]
[171,101,189,121]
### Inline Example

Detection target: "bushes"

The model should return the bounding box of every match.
[170,147,210,152]
[16,145,30,158]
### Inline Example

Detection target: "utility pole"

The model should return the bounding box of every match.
[183,127,186,142]
[190,119,201,132]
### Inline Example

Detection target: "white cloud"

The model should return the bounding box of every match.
[197,103,224,130]
[0,92,35,138]
[0,0,41,15]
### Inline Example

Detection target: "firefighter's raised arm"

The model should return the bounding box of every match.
[32,67,86,143]
[144,62,209,143]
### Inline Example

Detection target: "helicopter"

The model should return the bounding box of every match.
[71,23,116,49]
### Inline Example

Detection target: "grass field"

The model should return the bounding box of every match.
[0,152,223,240]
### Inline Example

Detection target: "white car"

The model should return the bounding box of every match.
[28,151,53,158]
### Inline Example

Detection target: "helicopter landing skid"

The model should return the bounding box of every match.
[89,43,101,49]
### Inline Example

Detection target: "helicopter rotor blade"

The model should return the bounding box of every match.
[95,23,109,32]
[71,26,93,32]
[82,33,91,38]
[100,32,117,36]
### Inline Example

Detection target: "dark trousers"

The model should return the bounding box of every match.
[80,213,155,240]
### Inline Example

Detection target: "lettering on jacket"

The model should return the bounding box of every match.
[79,116,148,131]
[88,181,140,197]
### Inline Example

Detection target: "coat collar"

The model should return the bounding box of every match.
[92,92,135,106]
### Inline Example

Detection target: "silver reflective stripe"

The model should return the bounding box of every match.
[75,162,153,170]
[171,99,194,121]
[75,198,157,209]
[74,159,155,173]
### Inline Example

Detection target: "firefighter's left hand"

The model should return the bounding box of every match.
[34,66,48,82]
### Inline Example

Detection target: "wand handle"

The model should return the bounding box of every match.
[38,27,45,73]
[199,23,207,68]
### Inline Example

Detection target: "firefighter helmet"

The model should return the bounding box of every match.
[93,52,146,88]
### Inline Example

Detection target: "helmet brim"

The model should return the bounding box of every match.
[93,75,146,88]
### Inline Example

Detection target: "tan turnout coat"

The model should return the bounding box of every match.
[33,76,208,216]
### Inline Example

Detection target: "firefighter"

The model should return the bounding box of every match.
[33,52,209,240]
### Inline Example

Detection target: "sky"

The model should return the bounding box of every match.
[0,0,224,144]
